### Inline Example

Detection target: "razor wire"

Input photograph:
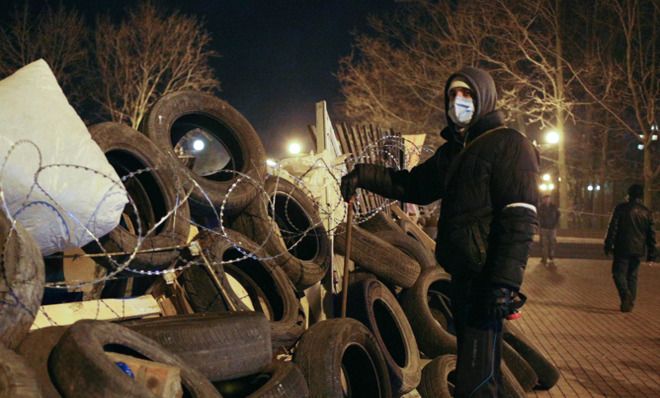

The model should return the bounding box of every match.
[1,134,439,327]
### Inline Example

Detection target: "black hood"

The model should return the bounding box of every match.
[443,66,499,142]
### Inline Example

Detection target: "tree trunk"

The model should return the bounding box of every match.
[555,0,570,228]
[599,129,608,228]
[643,139,652,207]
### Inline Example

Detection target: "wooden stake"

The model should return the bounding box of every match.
[340,199,354,318]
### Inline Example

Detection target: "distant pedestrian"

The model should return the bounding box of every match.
[604,184,657,312]
[538,194,560,267]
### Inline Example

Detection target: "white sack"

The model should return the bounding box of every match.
[0,59,128,255]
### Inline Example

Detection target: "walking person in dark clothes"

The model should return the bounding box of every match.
[604,184,657,312]
[538,194,560,267]
[341,66,539,397]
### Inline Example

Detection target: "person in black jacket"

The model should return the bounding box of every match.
[538,194,560,266]
[604,184,657,312]
[341,66,539,398]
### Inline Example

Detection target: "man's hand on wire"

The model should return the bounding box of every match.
[340,168,360,202]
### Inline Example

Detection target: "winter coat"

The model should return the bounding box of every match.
[538,203,560,229]
[605,199,657,260]
[353,67,539,289]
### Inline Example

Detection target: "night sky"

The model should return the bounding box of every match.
[1,0,398,157]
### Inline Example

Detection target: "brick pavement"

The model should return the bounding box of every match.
[518,257,660,397]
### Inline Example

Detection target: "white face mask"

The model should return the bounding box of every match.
[449,96,475,127]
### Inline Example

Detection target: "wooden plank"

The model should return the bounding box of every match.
[31,295,162,330]
[334,123,350,155]
[367,125,385,209]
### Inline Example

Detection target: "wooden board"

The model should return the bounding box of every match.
[31,295,162,330]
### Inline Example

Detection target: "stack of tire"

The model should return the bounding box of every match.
[2,90,559,397]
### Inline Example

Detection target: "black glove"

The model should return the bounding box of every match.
[471,286,521,325]
[604,245,612,256]
[340,167,361,202]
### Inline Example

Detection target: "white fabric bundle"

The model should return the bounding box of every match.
[0,59,128,255]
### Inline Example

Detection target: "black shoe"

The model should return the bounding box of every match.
[621,298,634,312]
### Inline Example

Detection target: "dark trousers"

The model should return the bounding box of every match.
[539,228,557,262]
[612,256,641,304]
[451,275,504,398]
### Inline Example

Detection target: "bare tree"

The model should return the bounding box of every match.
[567,0,659,207]
[337,1,500,135]
[339,0,579,223]
[0,2,90,108]
[93,2,220,129]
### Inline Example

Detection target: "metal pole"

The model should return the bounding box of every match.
[340,200,354,318]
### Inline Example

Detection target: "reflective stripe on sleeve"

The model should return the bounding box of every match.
[504,202,537,213]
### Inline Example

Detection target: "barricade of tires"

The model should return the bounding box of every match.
[1,91,558,397]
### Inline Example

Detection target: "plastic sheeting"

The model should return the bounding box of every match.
[0,59,128,255]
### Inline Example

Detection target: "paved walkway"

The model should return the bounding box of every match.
[519,257,660,397]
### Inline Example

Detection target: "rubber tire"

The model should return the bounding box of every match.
[504,322,560,390]
[417,354,455,398]
[399,219,431,245]
[179,258,249,313]
[400,268,455,357]
[0,211,45,349]
[122,312,272,381]
[230,177,330,290]
[0,343,42,397]
[294,318,392,398]
[213,360,310,398]
[183,230,306,353]
[377,230,437,269]
[360,211,401,234]
[502,340,539,392]
[142,91,266,217]
[87,122,191,271]
[347,278,421,395]
[17,326,68,398]
[334,223,420,288]
[48,320,221,398]
[401,267,538,391]
[418,354,526,398]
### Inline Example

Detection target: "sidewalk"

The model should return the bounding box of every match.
[519,258,660,397]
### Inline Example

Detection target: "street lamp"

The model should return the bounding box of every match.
[545,130,560,145]
[542,173,551,182]
[288,141,302,155]
[192,139,205,151]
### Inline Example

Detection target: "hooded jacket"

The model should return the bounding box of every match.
[353,67,539,288]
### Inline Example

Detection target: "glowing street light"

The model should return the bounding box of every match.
[595,184,601,191]
[192,139,205,151]
[548,183,555,191]
[545,130,560,145]
[539,184,548,191]
[266,159,277,167]
[288,141,302,155]
[542,173,551,182]
[587,184,594,191]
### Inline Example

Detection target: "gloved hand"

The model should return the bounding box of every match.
[604,246,612,256]
[487,286,518,320]
[471,286,520,324]
[340,167,361,202]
